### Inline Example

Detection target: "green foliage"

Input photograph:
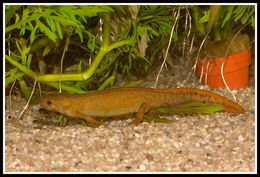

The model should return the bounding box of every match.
[5,37,32,94]
[113,5,174,77]
[139,5,173,38]
[192,6,206,37]
[5,68,24,86]
[6,5,114,43]
[5,5,176,95]
[194,5,255,41]
[6,5,255,96]
[56,115,68,127]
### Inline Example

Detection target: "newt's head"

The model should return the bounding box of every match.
[40,94,72,114]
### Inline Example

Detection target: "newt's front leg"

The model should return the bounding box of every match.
[74,111,102,125]
[129,102,152,125]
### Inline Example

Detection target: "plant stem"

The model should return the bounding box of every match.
[82,49,107,80]
[81,15,136,80]
[106,37,136,52]
[191,6,206,37]
[211,6,222,41]
[6,55,86,93]
[102,13,111,48]
[38,73,83,81]
[6,55,38,79]
[43,82,87,94]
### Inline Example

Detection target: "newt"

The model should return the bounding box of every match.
[40,87,245,125]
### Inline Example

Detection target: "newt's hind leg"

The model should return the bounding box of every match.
[129,102,152,125]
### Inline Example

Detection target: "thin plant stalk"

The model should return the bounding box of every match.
[220,22,251,101]
[17,80,37,120]
[154,7,180,88]
[8,79,17,113]
[59,35,71,93]
[181,8,192,64]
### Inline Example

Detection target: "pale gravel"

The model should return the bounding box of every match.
[4,66,255,173]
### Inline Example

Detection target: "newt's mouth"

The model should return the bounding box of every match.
[50,104,59,111]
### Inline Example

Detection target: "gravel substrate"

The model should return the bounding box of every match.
[4,66,255,173]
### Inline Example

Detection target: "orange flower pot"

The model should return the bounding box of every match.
[195,49,251,89]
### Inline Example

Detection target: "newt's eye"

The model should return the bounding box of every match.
[46,100,58,110]
[47,100,52,105]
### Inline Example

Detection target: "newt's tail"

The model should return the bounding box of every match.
[167,88,245,114]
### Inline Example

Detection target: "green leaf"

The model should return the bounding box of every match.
[233,6,247,22]
[5,5,21,25]
[75,27,83,42]
[56,115,68,127]
[46,17,56,35]
[5,68,24,86]
[21,7,30,21]
[97,5,114,12]
[27,21,34,30]
[55,20,63,40]
[51,16,76,27]
[76,6,112,17]
[14,13,20,24]
[199,11,210,23]
[26,54,32,68]
[29,25,38,44]
[251,14,255,27]
[18,78,30,99]
[15,40,23,58]
[122,80,144,87]
[138,25,159,38]
[221,6,234,28]
[37,20,57,42]
[19,26,26,36]
[87,35,96,52]
[241,6,255,25]
[172,31,178,41]
[97,76,115,90]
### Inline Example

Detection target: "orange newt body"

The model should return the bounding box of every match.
[40,87,245,125]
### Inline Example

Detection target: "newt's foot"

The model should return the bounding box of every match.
[128,120,142,126]
[75,111,102,125]
[78,119,103,128]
